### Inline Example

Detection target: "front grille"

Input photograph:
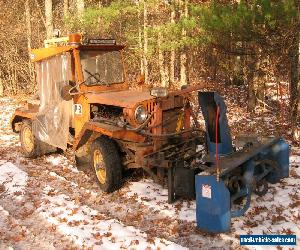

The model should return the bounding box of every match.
[145,100,157,127]
[145,100,183,135]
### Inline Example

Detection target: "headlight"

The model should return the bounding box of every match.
[134,105,148,124]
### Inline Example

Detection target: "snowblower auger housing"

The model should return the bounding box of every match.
[195,92,289,233]
[11,34,205,199]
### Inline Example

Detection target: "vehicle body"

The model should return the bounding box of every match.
[11,34,204,201]
[11,34,289,213]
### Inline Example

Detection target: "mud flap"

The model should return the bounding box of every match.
[174,167,196,199]
[168,163,196,203]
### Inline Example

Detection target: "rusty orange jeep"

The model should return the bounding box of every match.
[11,34,204,202]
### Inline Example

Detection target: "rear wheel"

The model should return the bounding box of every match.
[20,120,39,158]
[20,120,56,158]
[90,136,122,193]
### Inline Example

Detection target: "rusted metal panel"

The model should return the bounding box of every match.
[11,108,37,120]
[80,82,129,93]
[73,121,145,150]
[11,108,37,132]
[161,96,175,110]
[113,130,145,142]
[169,84,205,96]
[85,90,154,108]
[73,49,92,137]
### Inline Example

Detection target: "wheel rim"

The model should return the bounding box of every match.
[93,149,106,184]
[23,126,34,152]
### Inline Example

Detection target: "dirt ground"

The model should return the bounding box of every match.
[0,83,299,250]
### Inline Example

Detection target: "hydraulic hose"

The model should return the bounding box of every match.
[216,105,220,182]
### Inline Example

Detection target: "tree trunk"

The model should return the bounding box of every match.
[0,77,3,96]
[169,1,176,85]
[179,0,188,86]
[25,0,31,53]
[164,51,170,86]
[143,0,149,84]
[76,0,85,16]
[25,0,35,87]
[158,30,167,87]
[246,58,257,111]
[290,34,299,119]
[63,0,69,19]
[138,0,144,75]
[290,32,300,140]
[45,0,53,39]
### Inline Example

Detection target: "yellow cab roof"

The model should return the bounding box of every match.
[30,44,126,63]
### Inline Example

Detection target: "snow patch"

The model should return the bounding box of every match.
[127,179,196,222]
[38,185,186,249]
[46,155,79,173]
[0,162,28,200]
[48,171,78,187]
[0,205,10,234]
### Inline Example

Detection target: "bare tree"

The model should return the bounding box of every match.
[143,0,149,83]
[158,30,168,87]
[179,0,188,86]
[45,0,53,38]
[25,0,31,52]
[0,76,3,96]
[76,0,85,16]
[290,33,300,140]
[25,0,35,85]
[138,0,144,76]
[169,0,176,85]
[63,0,69,19]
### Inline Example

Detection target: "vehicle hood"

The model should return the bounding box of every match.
[84,90,155,108]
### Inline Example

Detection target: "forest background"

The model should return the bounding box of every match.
[0,0,299,140]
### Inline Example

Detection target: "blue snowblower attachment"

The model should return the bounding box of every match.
[195,92,289,233]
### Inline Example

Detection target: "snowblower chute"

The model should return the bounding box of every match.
[195,92,289,233]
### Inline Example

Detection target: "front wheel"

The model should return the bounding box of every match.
[90,136,122,193]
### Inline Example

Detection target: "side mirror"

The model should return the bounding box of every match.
[60,85,73,101]
[60,81,77,101]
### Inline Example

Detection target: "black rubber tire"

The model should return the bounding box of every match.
[254,179,268,196]
[20,120,40,158]
[74,154,91,173]
[90,136,122,193]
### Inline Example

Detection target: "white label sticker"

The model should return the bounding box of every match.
[74,104,83,115]
[202,184,211,199]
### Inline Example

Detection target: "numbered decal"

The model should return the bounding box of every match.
[74,104,83,115]
[202,184,212,199]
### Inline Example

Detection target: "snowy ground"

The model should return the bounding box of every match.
[0,91,299,250]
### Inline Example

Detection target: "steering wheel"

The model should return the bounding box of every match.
[84,69,107,85]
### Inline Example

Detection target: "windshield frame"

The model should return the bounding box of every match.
[79,48,126,87]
